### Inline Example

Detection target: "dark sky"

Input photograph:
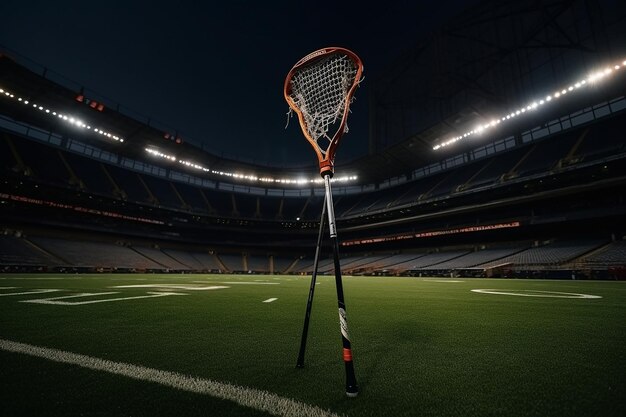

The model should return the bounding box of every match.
[0,1,473,168]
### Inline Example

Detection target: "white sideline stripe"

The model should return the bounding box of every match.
[263,298,278,303]
[0,338,342,417]
[0,289,60,297]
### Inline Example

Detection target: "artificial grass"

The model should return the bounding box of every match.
[0,274,624,416]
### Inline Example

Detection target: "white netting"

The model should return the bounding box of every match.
[287,53,359,157]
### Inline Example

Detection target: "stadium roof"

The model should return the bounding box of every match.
[1,0,626,186]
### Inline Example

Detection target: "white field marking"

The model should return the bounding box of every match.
[193,281,279,285]
[263,298,278,303]
[0,286,18,289]
[471,289,602,299]
[21,291,187,305]
[0,338,342,417]
[0,276,82,281]
[0,288,60,297]
[112,284,230,290]
[109,277,149,281]
[424,280,464,283]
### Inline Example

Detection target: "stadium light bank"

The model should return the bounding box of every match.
[433,58,626,151]
[0,87,124,143]
[145,148,358,186]
[0,86,357,186]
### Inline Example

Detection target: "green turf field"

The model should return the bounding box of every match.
[0,274,624,417]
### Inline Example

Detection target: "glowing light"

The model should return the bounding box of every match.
[0,85,125,143]
[433,58,626,150]
[144,148,358,185]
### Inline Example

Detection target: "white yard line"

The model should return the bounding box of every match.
[21,292,187,305]
[192,281,279,285]
[263,298,278,303]
[0,289,60,297]
[471,289,602,298]
[0,338,342,417]
[112,284,230,290]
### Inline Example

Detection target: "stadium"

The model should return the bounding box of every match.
[0,1,625,416]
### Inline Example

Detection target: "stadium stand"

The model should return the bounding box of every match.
[574,240,626,269]
[29,236,163,270]
[0,136,17,169]
[131,245,191,270]
[218,253,245,273]
[141,175,183,208]
[0,234,63,268]
[106,164,152,203]
[173,182,213,212]
[64,152,115,195]
[187,252,224,272]
[422,246,527,270]
[10,136,71,186]
[477,240,606,269]
[281,197,306,220]
[1,17,625,279]
[161,248,210,271]
[246,254,270,273]
[272,255,298,274]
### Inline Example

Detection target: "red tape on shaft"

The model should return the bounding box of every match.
[343,348,353,362]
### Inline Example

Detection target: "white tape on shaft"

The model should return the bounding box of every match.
[338,308,350,341]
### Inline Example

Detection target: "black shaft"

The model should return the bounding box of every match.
[323,174,358,397]
[296,195,327,368]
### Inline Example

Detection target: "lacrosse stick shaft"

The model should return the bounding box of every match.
[323,174,358,397]
[296,194,327,368]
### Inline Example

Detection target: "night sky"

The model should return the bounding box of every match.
[0,1,473,168]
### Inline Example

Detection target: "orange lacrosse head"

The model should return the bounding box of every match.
[284,47,363,177]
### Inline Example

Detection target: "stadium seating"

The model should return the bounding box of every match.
[0,94,623,278]
[578,241,626,268]
[106,165,152,203]
[131,246,191,270]
[218,253,245,273]
[64,152,115,195]
[425,247,526,269]
[29,237,163,270]
[0,235,63,267]
[173,182,212,212]
[10,137,71,186]
[246,254,270,273]
[478,240,606,269]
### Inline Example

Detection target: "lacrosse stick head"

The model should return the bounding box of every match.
[284,47,363,177]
